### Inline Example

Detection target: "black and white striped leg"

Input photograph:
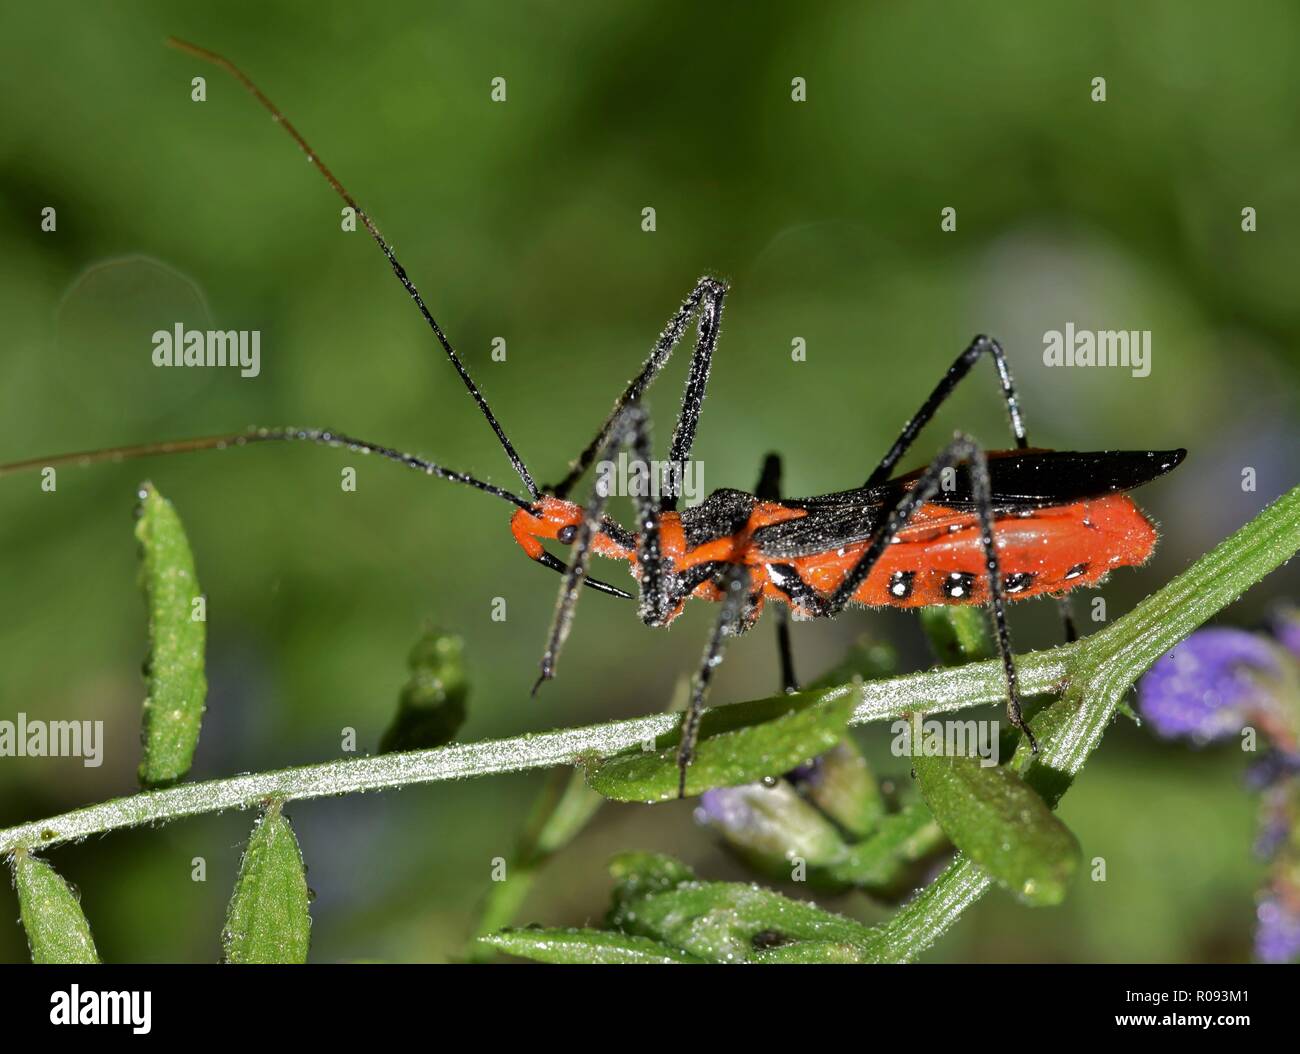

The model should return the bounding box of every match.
[678,563,753,798]
[832,434,1036,752]
[755,452,799,693]
[866,335,1028,488]
[550,276,727,507]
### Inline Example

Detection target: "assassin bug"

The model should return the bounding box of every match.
[2,40,1185,798]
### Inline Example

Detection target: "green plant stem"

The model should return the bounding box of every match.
[2,487,1296,868]
[0,653,1064,855]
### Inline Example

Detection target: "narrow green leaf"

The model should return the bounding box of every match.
[222,801,311,963]
[751,939,877,964]
[480,927,705,964]
[379,629,468,753]
[585,692,856,802]
[911,744,1079,906]
[609,876,876,963]
[135,482,207,788]
[608,850,697,904]
[12,850,99,964]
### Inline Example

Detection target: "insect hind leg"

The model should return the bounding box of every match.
[756,452,798,693]
[866,335,1028,488]
[831,433,1036,752]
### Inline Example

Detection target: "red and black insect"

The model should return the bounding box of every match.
[1,41,1185,796]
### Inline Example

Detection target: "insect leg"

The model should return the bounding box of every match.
[866,336,1028,487]
[533,403,662,692]
[677,563,753,797]
[831,434,1036,751]
[550,276,727,508]
[756,452,798,693]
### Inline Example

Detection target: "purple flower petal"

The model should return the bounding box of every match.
[696,781,847,866]
[1139,628,1282,742]
[1255,895,1300,964]
[1271,607,1300,662]
[1245,750,1300,792]
[697,786,754,832]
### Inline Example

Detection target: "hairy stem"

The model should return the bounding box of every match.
[2,486,1296,865]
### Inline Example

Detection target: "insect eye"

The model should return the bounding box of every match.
[557,525,577,545]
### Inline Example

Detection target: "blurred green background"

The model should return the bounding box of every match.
[1,0,1297,963]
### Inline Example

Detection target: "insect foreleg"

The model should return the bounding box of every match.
[533,403,661,692]
[550,276,727,508]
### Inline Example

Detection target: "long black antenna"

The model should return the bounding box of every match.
[0,428,534,509]
[166,37,540,501]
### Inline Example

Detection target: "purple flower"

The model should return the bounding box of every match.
[1245,750,1300,793]
[1272,607,1300,662]
[1141,614,1300,964]
[696,782,846,867]
[1254,895,1300,965]
[697,786,756,832]
[1138,628,1284,743]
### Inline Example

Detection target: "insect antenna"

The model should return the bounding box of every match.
[0,427,534,510]
[165,37,540,501]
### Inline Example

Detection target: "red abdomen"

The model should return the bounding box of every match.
[789,494,1159,609]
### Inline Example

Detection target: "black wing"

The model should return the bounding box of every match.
[752,448,1185,559]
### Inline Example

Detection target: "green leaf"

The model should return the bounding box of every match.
[379,629,468,753]
[608,850,697,904]
[475,851,885,964]
[480,927,705,964]
[911,741,1079,906]
[135,482,207,788]
[585,691,857,801]
[12,851,99,964]
[607,866,877,963]
[222,801,311,963]
[823,800,947,894]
